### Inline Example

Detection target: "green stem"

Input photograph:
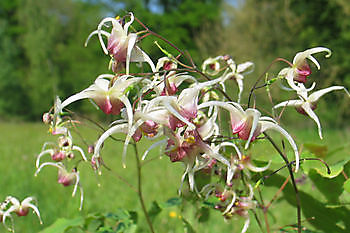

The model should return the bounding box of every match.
[133,143,156,233]
[263,133,301,233]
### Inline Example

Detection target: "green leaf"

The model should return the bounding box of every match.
[147,201,162,222]
[84,213,105,232]
[197,207,210,222]
[158,197,182,208]
[106,209,131,221]
[304,143,328,158]
[343,179,350,193]
[38,217,84,233]
[97,226,115,233]
[304,159,349,178]
[308,169,344,204]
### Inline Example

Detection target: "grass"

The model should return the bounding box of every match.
[0,122,349,233]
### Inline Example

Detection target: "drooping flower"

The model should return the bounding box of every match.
[164,127,230,192]
[220,56,254,103]
[2,196,42,232]
[279,47,331,90]
[34,162,84,210]
[35,135,87,168]
[85,13,155,74]
[198,101,300,171]
[202,56,223,76]
[61,74,140,130]
[274,83,350,139]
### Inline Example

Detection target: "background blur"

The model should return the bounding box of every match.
[0,0,349,125]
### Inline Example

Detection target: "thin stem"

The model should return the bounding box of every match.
[265,176,290,210]
[106,169,138,193]
[257,187,270,233]
[134,16,234,102]
[133,143,155,233]
[263,158,331,181]
[248,58,292,108]
[263,132,301,233]
[251,209,265,233]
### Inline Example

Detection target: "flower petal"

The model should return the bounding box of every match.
[273,99,303,109]
[259,121,299,171]
[301,103,323,139]
[308,86,350,103]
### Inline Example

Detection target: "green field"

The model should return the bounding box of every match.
[1,122,349,233]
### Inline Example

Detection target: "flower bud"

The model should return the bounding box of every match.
[67,152,75,159]
[51,151,66,162]
[88,145,94,154]
[42,113,52,124]
[58,136,72,148]
[58,169,76,187]
[15,207,29,217]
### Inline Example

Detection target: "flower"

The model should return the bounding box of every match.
[61,74,140,130]
[279,47,331,90]
[220,56,254,103]
[85,13,155,74]
[202,56,223,76]
[2,196,42,232]
[36,135,87,168]
[198,101,300,171]
[164,128,230,192]
[34,162,84,210]
[274,83,350,139]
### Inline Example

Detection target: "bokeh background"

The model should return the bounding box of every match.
[1,0,349,124]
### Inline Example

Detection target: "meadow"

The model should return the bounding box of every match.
[1,122,349,233]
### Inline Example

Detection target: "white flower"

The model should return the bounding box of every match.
[34,162,84,210]
[85,13,155,74]
[2,196,42,232]
[274,83,350,139]
[279,47,331,90]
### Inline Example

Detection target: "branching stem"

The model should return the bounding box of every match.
[263,132,301,233]
[133,143,155,233]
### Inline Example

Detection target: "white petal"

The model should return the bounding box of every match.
[244,109,261,150]
[237,62,254,75]
[301,103,323,139]
[36,149,54,168]
[72,146,87,161]
[308,86,350,103]
[259,121,300,171]
[236,78,243,104]
[26,203,43,224]
[130,46,156,72]
[293,47,331,69]
[241,217,250,233]
[84,30,110,47]
[122,119,144,167]
[223,192,236,215]
[126,33,137,75]
[97,17,121,54]
[123,12,134,34]
[94,123,129,159]
[273,99,303,109]
[142,139,167,160]
[246,160,271,172]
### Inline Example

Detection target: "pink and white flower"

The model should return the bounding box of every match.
[85,13,155,74]
[274,83,350,139]
[279,47,331,90]
[2,196,42,232]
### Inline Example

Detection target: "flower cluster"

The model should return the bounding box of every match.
[36,12,349,233]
